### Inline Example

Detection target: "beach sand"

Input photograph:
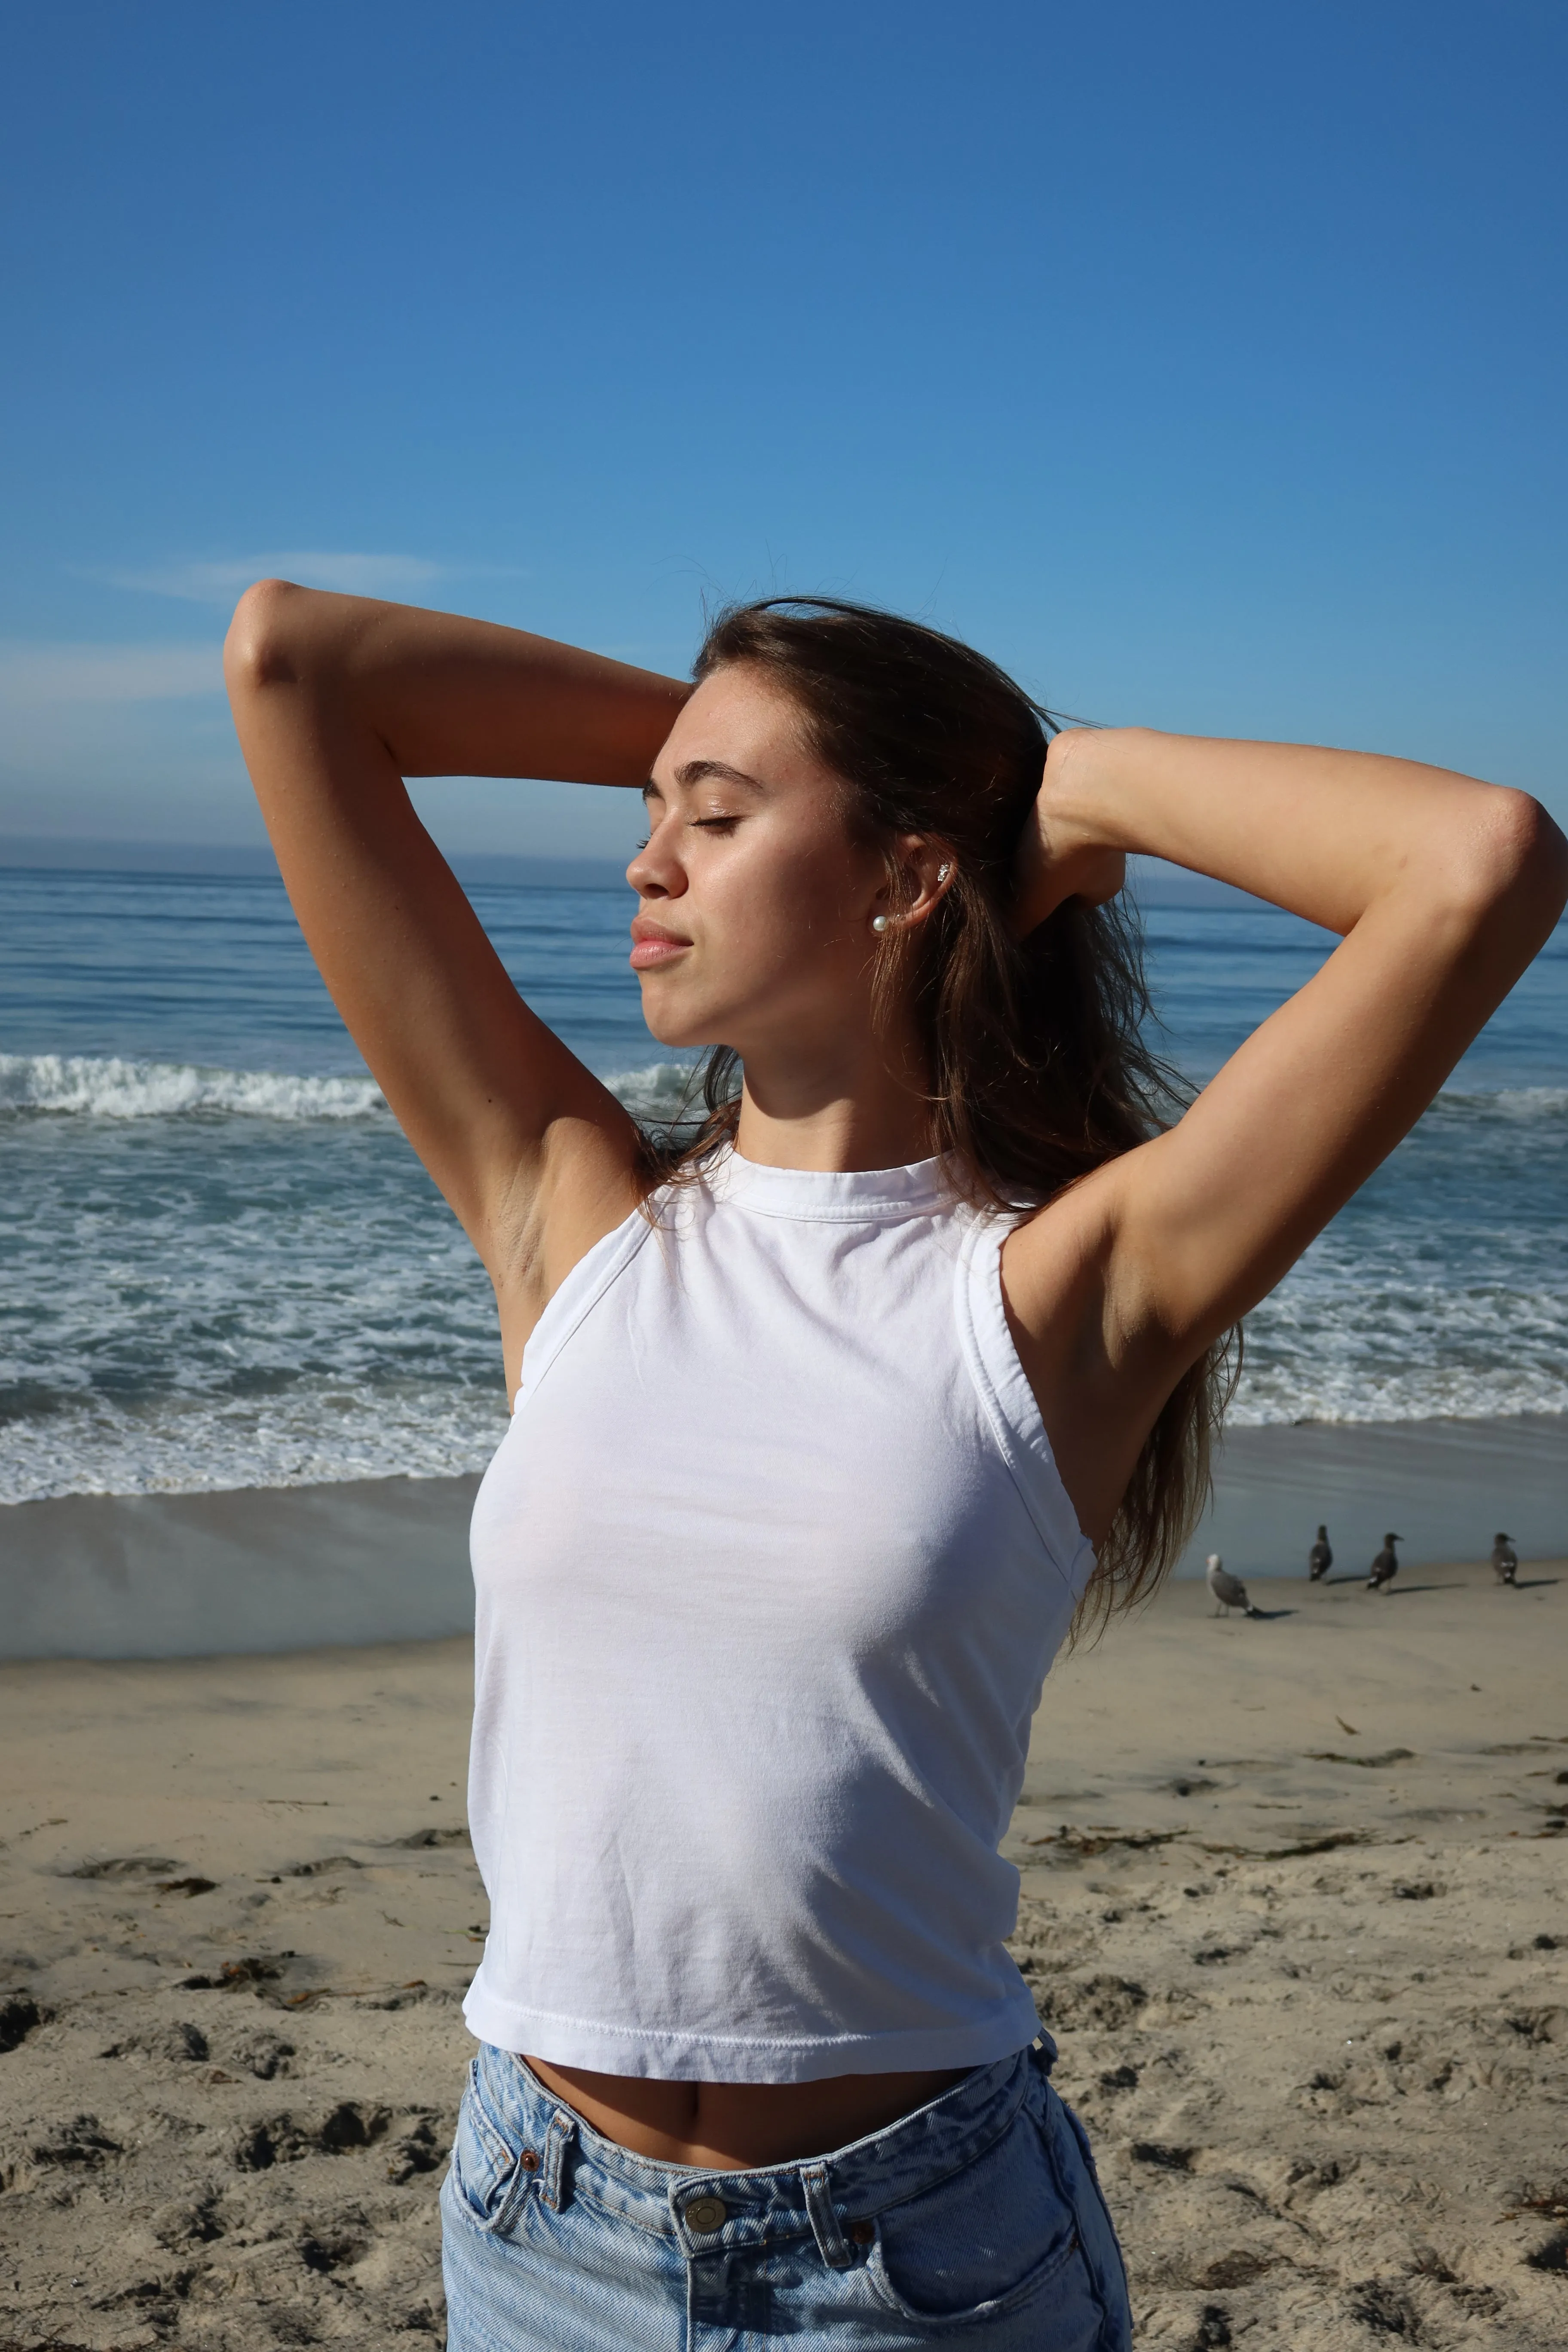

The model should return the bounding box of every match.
[1,1564,1564,2349]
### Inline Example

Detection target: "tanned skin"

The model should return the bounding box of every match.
[226,583,1567,2165]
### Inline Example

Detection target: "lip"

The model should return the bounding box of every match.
[629,919,692,973]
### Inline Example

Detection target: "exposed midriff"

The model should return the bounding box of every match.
[524,2055,970,2169]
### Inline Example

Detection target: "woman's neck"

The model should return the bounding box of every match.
[732,1068,934,1176]
[718,963,940,1173]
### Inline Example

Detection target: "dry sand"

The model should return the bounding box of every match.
[1,1561,1564,2350]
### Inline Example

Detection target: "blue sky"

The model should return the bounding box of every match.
[2,0,1563,864]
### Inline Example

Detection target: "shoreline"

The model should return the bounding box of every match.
[0,1476,481,1662]
[0,1413,1562,1662]
[1188,1410,1565,1580]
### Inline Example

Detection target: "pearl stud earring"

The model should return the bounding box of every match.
[871,915,889,933]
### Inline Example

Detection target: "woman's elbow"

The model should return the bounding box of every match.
[1470,788,1568,928]
[223,578,315,695]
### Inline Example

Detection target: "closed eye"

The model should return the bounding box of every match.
[692,815,741,832]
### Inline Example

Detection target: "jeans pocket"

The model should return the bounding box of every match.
[1056,2099,1117,2228]
[1048,2092,1132,2345]
[863,2104,1084,2326]
[448,2058,528,2236]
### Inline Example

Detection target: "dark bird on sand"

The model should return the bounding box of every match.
[1490,1532,1519,1587]
[1206,1553,1261,1618]
[1308,1524,1332,1580]
[1367,1533,1402,1592]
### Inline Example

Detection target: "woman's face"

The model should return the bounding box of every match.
[628,665,890,1056]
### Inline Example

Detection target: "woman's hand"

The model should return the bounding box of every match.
[1010,730,1127,936]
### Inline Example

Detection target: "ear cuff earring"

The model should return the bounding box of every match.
[876,865,950,933]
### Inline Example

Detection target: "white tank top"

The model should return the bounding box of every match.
[463,1148,1094,2082]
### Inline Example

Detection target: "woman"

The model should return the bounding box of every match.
[225,588,1564,2349]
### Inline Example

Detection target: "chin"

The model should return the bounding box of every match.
[637,983,718,1052]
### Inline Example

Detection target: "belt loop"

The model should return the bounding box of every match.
[801,2163,851,2271]
[539,2104,577,2212]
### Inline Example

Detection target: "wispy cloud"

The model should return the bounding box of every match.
[92,551,455,605]
[0,643,222,704]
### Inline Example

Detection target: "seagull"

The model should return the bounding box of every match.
[1206,1553,1260,1618]
[1308,1525,1333,1581]
[1490,1532,1519,1587]
[1367,1533,1402,1592]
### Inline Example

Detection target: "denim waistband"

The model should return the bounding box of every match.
[469,2035,1057,2265]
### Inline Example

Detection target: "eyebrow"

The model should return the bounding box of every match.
[642,759,766,801]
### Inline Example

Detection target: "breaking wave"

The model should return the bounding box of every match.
[0,1053,387,1121]
[0,1052,712,1127]
[1,1041,1562,1501]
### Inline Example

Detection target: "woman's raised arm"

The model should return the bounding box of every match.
[1004,727,1568,1534]
[224,584,688,1345]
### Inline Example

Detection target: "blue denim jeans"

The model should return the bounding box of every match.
[441,2040,1132,2349]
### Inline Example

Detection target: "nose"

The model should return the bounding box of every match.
[627,812,687,902]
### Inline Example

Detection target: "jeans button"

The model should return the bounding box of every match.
[686,2195,727,2233]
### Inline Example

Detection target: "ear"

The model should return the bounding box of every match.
[872,836,959,932]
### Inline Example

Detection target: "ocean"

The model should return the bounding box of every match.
[2,864,1564,1509]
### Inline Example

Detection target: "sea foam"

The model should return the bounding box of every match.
[0,1052,387,1121]
[1,1043,1562,1501]
[0,1051,710,1126]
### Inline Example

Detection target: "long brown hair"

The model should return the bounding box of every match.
[639,596,1238,1630]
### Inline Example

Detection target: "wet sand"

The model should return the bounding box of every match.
[3,1412,1562,1660]
[1,1563,1565,2348]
